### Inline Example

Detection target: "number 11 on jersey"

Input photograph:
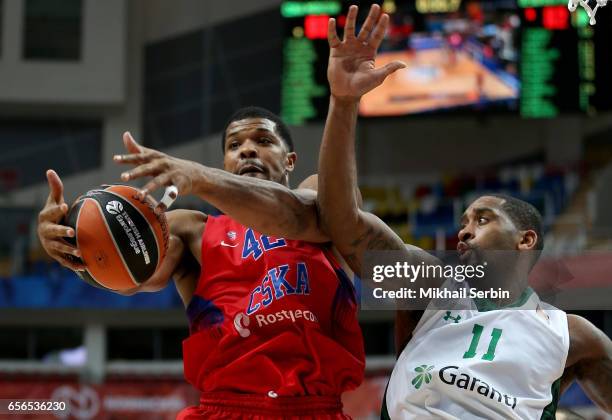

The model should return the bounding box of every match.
[463,324,503,361]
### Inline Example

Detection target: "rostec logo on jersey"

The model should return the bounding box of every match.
[234,312,251,338]
[246,263,310,315]
[234,310,319,338]
[105,200,123,215]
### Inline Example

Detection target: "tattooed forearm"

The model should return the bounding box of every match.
[340,215,406,277]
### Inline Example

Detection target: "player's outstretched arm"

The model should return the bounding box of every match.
[563,314,612,413]
[320,5,439,350]
[114,133,328,243]
[319,4,411,275]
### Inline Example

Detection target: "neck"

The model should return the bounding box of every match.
[471,265,530,308]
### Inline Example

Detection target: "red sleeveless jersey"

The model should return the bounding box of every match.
[182,215,365,397]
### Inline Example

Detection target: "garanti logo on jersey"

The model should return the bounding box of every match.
[412,364,518,410]
[441,366,518,410]
[411,365,434,389]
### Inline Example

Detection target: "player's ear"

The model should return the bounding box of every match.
[518,229,537,251]
[285,152,297,173]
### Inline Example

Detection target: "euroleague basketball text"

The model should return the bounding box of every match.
[114,210,152,264]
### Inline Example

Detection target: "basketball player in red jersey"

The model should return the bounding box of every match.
[37,104,364,419]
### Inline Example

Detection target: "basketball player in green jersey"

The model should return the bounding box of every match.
[314,4,611,418]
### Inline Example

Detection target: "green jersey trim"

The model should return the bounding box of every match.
[540,377,561,419]
[474,287,534,312]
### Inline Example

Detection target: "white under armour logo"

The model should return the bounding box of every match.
[227,231,237,240]
[105,201,123,215]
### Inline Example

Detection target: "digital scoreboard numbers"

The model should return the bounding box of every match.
[520,5,579,117]
[281,1,342,125]
[519,0,612,117]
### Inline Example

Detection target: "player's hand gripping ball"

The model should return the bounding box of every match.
[63,185,169,291]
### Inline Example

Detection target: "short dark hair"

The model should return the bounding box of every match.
[488,194,544,251]
[221,106,294,153]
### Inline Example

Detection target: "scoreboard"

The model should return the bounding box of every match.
[280,1,342,125]
[519,0,612,117]
[281,0,612,124]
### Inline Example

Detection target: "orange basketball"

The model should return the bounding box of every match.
[64,185,169,291]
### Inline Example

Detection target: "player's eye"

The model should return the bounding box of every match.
[258,137,272,145]
[478,217,488,225]
[228,141,240,150]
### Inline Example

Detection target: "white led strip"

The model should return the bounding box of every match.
[568,0,609,25]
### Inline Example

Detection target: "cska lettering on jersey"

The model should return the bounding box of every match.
[247,263,311,315]
[238,229,311,315]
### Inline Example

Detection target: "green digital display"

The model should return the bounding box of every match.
[518,3,611,118]
[281,1,341,18]
[281,37,327,125]
[518,0,565,7]
[577,25,596,114]
[520,29,561,117]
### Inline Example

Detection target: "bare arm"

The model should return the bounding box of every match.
[320,6,441,350]
[320,100,435,352]
[115,134,328,243]
[563,314,612,413]
[195,168,327,242]
[320,5,433,276]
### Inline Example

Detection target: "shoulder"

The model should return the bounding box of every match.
[294,175,319,204]
[567,314,610,367]
[298,174,364,208]
[298,174,318,191]
[166,209,207,241]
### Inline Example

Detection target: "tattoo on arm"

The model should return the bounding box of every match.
[342,214,405,276]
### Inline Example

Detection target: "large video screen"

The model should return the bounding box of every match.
[281,0,612,123]
[359,1,520,116]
